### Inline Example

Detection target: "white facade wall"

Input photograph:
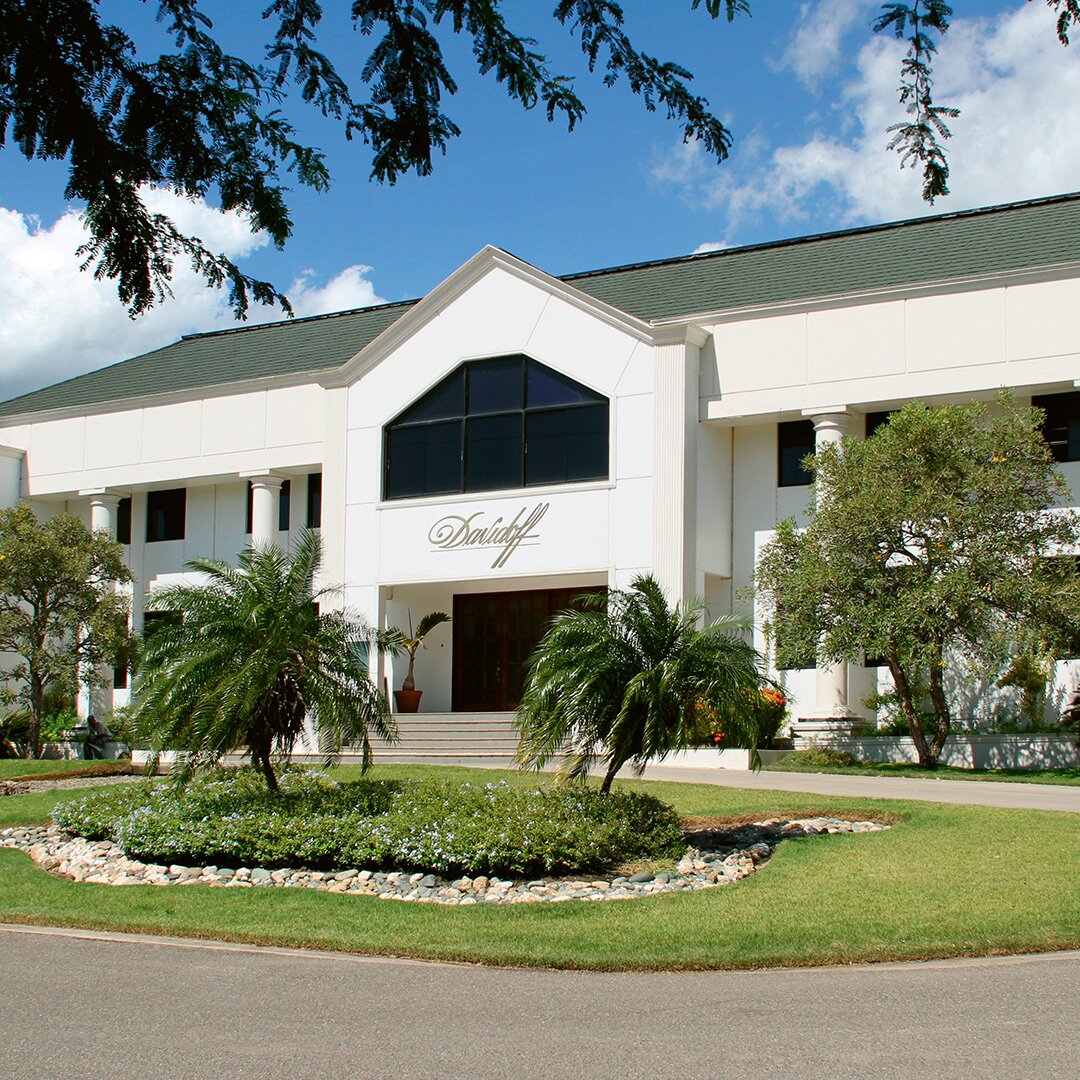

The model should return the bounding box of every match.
[1,236,1078,727]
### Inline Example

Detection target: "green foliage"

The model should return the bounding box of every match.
[129,531,395,791]
[387,610,451,692]
[0,1,742,317]
[516,574,767,791]
[756,395,1080,768]
[53,768,684,876]
[996,653,1051,724]
[776,748,859,769]
[0,503,133,758]
[4,5,1073,317]
[695,687,789,748]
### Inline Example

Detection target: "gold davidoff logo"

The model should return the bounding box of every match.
[428,503,549,569]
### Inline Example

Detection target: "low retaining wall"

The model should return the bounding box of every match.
[41,740,128,761]
[651,748,794,771]
[792,733,1079,770]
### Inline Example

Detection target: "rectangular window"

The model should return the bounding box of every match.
[116,497,132,545]
[387,422,461,499]
[525,403,608,486]
[112,656,129,690]
[1033,391,1080,463]
[306,473,322,528]
[778,420,815,487]
[465,413,523,492]
[145,488,185,543]
[864,411,895,439]
[142,610,180,638]
[278,479,291,532]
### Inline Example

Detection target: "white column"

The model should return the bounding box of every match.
[651,327,707,606]
[0,445,24,507]
[801,409,857,725]
[78,489,124,722]
[247,474,284,547]
[88,492,120,536]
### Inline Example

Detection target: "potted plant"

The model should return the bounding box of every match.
[389,611,450,713]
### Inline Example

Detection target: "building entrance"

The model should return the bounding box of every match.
[452,587,602,711]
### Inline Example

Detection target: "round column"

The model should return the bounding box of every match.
[804,410,857,727]
[88,493,120,537]
[249,476,284,547]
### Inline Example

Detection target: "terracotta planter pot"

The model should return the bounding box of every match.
[393,689,423,713]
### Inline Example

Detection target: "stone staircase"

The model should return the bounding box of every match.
[365,712,521,766]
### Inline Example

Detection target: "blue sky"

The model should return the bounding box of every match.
[2,0,1078,398]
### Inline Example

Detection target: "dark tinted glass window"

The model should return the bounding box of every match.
[143,610,181,638]
[387,421,461,498]
[306,473,322,528]
[116,497,132,545]
[385,356,609,499]
[1033,391,1080,463]
[146,488,185,542]
[404,368,465,423]
[466,414,523,491]
[526,359,605,408]
[778,420,815,487]
[526,403,608,485]
[865,411,894,438]
[278,479,291,532]
[468,356,524,414]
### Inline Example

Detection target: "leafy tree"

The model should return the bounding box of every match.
[130,530,395,791]
[754,396,1080,769]
[515,574,766,793]
[2,2,1074,320]
[0,503,133,758]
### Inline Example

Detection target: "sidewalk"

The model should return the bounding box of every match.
[636,765,1080,812]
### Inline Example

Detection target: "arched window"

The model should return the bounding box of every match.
[384,356,609,500]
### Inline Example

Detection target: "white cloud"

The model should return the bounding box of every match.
[657,3,1080,231]
[691,241,730,254]
[778,0,874,87]
[0,188,387,401]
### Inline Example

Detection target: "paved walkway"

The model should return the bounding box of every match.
[637,765,1080,812]
[2,924,1076,1079]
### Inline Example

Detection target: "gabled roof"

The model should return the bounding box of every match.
[567,191,1080,321]
[2,192,1078,420]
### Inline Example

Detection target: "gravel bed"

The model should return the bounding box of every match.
[1,817,890,905]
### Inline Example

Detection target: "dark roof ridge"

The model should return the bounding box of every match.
[178,296,420,343]
[560,190,1080,285]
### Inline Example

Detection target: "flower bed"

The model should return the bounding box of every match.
[52,768,684,877]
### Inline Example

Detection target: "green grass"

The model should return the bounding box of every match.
[0,765,1076,971]
[0,759,108,779]
[765,759,1080,785]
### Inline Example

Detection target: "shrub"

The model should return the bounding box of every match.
[53,769,684,876]
[780,748,859,769]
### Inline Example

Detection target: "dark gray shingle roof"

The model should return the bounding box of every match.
[3,192,1078,419]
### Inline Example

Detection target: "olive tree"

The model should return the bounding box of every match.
[0,503,133,758]
[755,395,1080,768]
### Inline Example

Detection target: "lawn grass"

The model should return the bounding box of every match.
[0,761,137,783]
[765,759,1080,785]
[0,759,112,779]
[0,765,1077,971]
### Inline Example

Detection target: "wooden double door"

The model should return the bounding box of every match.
[452,587,603,712]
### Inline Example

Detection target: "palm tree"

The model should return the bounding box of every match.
[131,530,395,791]
[516,574,766,793]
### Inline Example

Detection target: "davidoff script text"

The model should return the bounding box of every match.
[428,503,549,569]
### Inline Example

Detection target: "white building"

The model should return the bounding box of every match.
[2,192,1079,742]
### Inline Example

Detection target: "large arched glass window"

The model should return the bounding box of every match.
[384,356,609,499]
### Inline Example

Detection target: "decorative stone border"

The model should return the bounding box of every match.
[1,817,889,905]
